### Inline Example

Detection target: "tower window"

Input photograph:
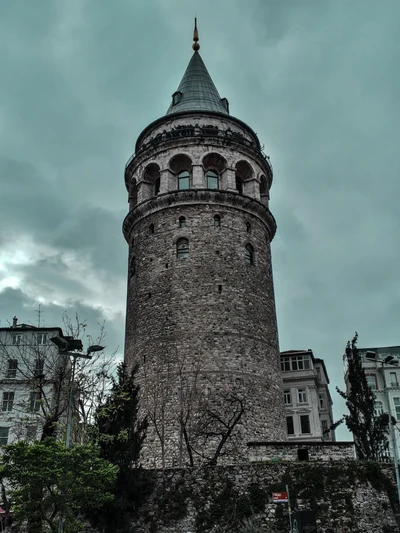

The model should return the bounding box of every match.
[246,222,251,233]
[245,244,254,265]
[236,177,243,194]
[129,257,136,277]
[149,224,154,234]
[172,91,182,106]
[214,215,221,227]
[179,216,186,228]
[176,238,189,260]
[178,171,190,190]
[206,170,219,189]
[154,177,160,196]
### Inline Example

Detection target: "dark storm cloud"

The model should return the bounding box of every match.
[0,0,399,437]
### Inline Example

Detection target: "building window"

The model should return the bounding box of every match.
[245,244,254,265]
[37,333,48,345]
[154,177,160,196]
[0,428,9,446]
[284,390,291,405]
[393,398,400,421]
[12,334,22,345]
[298,389,307,404]
[179,216,186,228]
[300,415,311,434]
[286,416,294,435]
[318,394,324,409]
[390,372,398,386]
[291,355,311,371]
[30,392,41,412]
[236,177,243,194]
[34,358,44,378]
[214,215,221,227]
[322,420,329,437]
[2,392,14,412]
[316,366,321,380]
[176,238,189,260]
[281,355,311,372]
[6,360,18,379]
[178,170,190,190]
[366,375,377,390]
[26,425,37,441]
[246,222,251,233]
[206,170,219,189]
[375,401,384,416]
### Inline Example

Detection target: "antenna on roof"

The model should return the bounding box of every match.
[193,17,200,51]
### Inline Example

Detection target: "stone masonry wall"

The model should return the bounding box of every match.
[132,462,400,533]
[248,442,356,462]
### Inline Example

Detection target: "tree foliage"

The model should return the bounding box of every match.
[0,438,118,533]
[90,363,149,532]
[334,333,391,460]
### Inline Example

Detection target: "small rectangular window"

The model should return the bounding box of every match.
[6,359,18,378]
[322,420,329,437]
[37,333,48,345]
[366,375,377,390]
[300,415,311,434]
[29,392,41,413]
[0,427,9,446]
[390,372,398,386]
[298,388,307,404]
[393,398,400,421]
[284,390,291,405]
[26,425,37,441]
[2,392,14,412]
[319,394,324,409]
[12,334,21,345]
[286,416,295,435]
[316,366,321,381]
[34,359,44,378]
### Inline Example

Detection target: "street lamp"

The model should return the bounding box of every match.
[365,351,400,503]
[50,336,104,533]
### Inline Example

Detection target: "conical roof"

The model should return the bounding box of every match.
[166,51,229,116]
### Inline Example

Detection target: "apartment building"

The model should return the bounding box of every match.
[281,349,335,442]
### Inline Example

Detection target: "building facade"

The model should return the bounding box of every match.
[123,26,287,467]
[281,349,335,442]
[0,318,68,445]
[348,345,400,459]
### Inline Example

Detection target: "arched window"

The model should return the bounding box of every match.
[179,216,186,228]
[176,238,189,259]
[206,170,219,189]
[245,244,254,265]
[214,215,221,227]
[178,171,190,190]
[246,222,251,233]
[149,224,154,234]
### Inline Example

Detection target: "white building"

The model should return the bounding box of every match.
[348,345,400,459]
[0,318,71,446]
[280,349,335,442]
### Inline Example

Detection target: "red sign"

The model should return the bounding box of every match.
[272,491,288,503]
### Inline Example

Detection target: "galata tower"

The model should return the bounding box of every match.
[123,22,287,468]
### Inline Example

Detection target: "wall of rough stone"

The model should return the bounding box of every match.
[131,462,400,533]
[248,442,356,462]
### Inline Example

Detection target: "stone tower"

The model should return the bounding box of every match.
[123,23,287,468]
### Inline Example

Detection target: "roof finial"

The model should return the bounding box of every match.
[192,17,200,51]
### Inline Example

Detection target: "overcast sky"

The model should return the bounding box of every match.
[0,0,399,440]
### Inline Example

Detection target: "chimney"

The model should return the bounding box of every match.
[12,316,18,328]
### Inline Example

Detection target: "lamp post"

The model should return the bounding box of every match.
[365,351,400,504]
[50,336,105,533]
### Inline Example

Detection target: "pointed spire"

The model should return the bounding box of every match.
[193,18,200,51]
[166,20,229,116]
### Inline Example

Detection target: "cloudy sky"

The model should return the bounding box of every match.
[0,0,399,439]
